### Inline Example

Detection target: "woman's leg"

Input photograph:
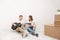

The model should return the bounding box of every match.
[27,28,35,35]
[27,28,38,37]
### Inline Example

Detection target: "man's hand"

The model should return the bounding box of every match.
[13,24,17,26]
[12,22,17,26]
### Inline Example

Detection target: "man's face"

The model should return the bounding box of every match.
[19,16,23,21]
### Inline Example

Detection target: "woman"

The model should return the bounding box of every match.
[26,15,38,37]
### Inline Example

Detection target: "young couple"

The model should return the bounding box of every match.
[11,15,38,37]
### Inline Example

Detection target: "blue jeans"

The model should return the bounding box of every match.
[27,28,35,35]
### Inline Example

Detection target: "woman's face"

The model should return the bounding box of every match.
[29,17,31,21]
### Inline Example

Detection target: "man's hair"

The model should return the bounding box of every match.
[19,15,23,17]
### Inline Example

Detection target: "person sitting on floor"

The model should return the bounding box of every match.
[25,15,38,37]
[11,15,28,37]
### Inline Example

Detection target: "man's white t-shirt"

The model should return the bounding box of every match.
[16,20,24,24]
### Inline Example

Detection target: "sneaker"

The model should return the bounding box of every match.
[25,34,28,37]
[35,33,38,37]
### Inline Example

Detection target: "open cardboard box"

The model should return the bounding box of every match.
[55,14,60,21]
[44,14,60,39]
[44,25,60,39]
[54,21,60,27]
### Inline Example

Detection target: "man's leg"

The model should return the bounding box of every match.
[18,27,24,33]
[18,27,28,37]
[16,28,20,32]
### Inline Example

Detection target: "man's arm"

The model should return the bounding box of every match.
[12,22,17,26]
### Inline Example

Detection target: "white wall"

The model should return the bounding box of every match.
[0,0,59,34]
[54,0,60,9]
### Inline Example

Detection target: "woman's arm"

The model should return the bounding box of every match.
[32,22,36,31]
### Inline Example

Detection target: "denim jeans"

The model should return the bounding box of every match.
[27,28,35,35]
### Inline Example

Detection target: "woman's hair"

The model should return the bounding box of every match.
[29,15,33,21]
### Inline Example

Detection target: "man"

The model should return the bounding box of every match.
[12,15,28,37]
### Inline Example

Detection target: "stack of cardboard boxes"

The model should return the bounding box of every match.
[54,15,60,27]
[44,14,60,39]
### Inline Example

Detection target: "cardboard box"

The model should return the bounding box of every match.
[55,15,60,21]
[44,25,60,39]
[54,21,60,27]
